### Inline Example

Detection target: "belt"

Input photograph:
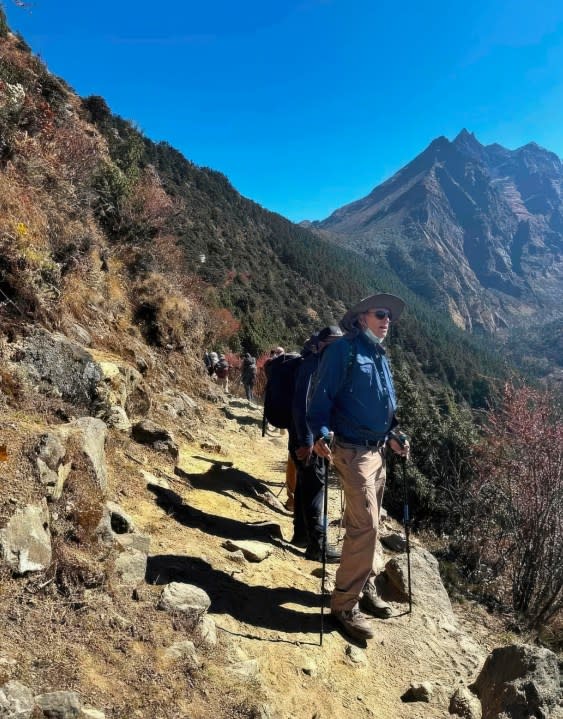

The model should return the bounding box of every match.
[336,436,386,449]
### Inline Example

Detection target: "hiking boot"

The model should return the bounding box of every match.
[290,533,307,548]
[304,543,341,563]
[331,607,375,641]
[360,584,392,618]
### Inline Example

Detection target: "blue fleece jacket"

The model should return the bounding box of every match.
[306,333,397,443]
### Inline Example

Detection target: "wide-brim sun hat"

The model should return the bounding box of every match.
[340,293,406,332]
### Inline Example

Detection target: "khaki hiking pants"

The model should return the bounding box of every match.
[330,441,386,613]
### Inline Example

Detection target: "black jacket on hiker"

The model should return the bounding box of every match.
[241,353,257,402]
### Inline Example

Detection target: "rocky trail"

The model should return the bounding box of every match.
[1,373,560,719]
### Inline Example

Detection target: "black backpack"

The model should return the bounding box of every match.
[262,353,302,431]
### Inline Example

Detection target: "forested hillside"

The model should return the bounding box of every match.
[82,98,507,408]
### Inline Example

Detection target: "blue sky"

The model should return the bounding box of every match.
[4,0,563,221]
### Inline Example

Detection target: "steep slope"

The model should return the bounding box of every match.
[315,130,563,334]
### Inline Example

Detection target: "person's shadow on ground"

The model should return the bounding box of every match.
[148,484,303,557]
[147,554,324,636]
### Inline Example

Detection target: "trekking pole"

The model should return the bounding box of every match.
[401,454,412,613]
[320,454,329,646]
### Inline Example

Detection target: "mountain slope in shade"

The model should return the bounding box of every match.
[314,130,563,332]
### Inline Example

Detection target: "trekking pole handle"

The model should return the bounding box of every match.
[389,430,410,458]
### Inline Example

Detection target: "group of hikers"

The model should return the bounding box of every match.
[207,292,410,642]
[204,350,258,401]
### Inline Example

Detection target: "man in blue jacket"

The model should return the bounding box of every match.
[307,294,410,642]
[290,325,343,561]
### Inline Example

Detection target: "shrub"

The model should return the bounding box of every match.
[468,383,563,625]
[133,273,205,350]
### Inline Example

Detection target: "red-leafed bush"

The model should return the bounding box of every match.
[469,382,562,625]
[211,308,240,344]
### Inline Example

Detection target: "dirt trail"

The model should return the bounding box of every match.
[119,397,492,719]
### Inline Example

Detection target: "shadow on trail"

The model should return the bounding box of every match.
[147,554,325,636]
[176,464,288,516]
[223,408,263,427]
[148,484,303,558]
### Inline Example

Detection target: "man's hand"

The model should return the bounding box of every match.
[296,445,313,462]
[313,432,333,460]
[389,433,410,458]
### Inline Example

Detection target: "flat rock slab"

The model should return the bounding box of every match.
[0,680,34,718]
[0,500,52,574]
[222,540,273,562]
[226,659,260,681]
[158,582,211,624]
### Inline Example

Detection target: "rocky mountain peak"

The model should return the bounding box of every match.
[317,131,563,333]
[452,128,484,158]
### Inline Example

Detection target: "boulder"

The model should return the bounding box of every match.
[384,546,454,622]
[472,644,560,719]
[131,420,178,458]
[18,329,102,409]
[222,540,273,563]
[163,640,201,667]
[401,682,433,703]
[53,418,108,494]
[90,355,150,421]
[380,532,407,552]
[0,680,34,718]
[160,390,198,418]
[194,615,217,648]
[35,433,70,499]
[113,549,147,587]
[0,500,52,574]
[449,686,482,718]
[34,690,82,718]
[105,406,131,433]
[158,582,211,627]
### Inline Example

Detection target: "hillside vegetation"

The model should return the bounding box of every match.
[0,5,560,642]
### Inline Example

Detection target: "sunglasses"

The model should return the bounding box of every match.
[367,309,392,320]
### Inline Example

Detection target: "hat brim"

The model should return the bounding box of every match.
[340,293,405,332]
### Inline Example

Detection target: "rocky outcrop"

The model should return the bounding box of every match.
[472,644,561,719]
[0,500,51,574]
[18,329,102,409]
[384,546,455,622]
[35,690,82,718]
[131,420,178,457]
[15,329,150,424]
[35,417,108,497]
[0,679,34,717]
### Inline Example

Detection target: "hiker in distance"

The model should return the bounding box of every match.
[290,326,344,562]
[307,294,410,642]
[241,352,257,405]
